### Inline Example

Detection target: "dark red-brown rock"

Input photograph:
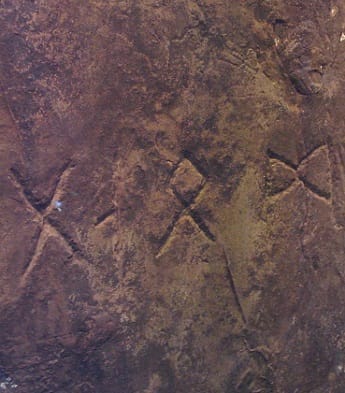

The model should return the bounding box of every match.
[2,1,345,392]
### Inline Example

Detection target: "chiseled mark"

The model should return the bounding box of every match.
[46,216,83,254]
[10,167,48,212]
[269,179,300,202]
[299,143,326,163]
[9,163,86,289]
[20,228,48,286]
[299,176,331,200]
[9,163,72,214]
[156,157,215,258]
[94,206,116,227]
[21,226,44,276]
[267,148,298,170]
[181,149,208,179]
[222,245,247,325]
[298,145,331,201]
[189,209,216,242]
[156,207,216,259]
[340,32,345,42]
[10,161,74,213]
[156,211,183,258]
[20,216,87,289]
[268,145,331,201]
[46,161,75,213]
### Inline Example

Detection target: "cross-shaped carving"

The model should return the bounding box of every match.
[156,157,216,258]
[155,154,247,326]
[267,144,331,200]
[9,163,84,289]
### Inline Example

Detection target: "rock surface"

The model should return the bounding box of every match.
[1,1,345,392]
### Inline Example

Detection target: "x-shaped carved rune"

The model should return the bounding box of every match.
[267,145,331,200]
[9,164,84,289]
[156,155,247,324]
[156,157,216,258]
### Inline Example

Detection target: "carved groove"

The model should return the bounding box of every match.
[48,161,73,205]
[156,208,216,257]
[189,209,216,242]
[157,210,184,252]
[222,245,247,325]
[22,226,43,274]
[8,160,86,287]
[95,207,116,226]
[10,167,48,212]
[10,161,74,213]
[20,228,48,286]
[181,150,209,178]
[299,175,331,200]
[156,156,215,256]
[299,144,326,163]
[267,149,297,170]
[268,144,331,201]
[46,217,82,255]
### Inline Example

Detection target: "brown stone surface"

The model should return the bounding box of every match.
[2,1,345,392]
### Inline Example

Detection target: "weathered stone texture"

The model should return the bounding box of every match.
[2,1,345,392]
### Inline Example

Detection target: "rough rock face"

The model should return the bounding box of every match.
[1,1,345,392]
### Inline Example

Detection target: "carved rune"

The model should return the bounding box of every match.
[9,164,85,289]
[156,158,216,258]
[267,145,332,200]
